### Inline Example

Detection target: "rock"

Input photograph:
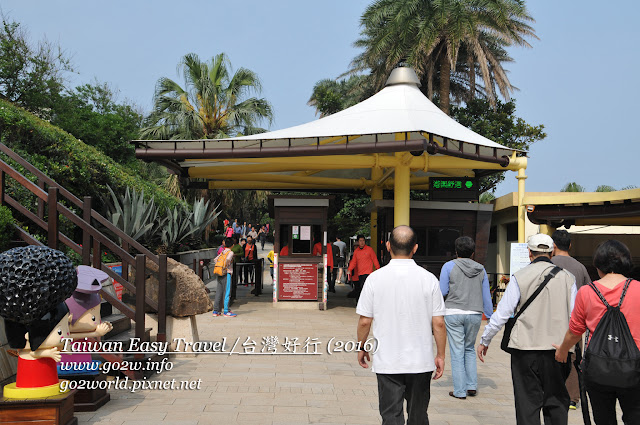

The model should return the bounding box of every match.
[131,257,212,317]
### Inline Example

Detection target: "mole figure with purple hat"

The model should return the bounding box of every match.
[0,246,76,400]
[58,265,113,376]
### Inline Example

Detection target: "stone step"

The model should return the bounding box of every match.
[102,326,152,349]
[102,314,131,340]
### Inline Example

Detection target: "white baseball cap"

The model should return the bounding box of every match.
[527,234,554,252]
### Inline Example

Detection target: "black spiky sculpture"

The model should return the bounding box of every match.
[0,246,77,349]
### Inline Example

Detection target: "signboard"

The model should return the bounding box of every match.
[300,225,311,241]
[292,225,299,240]
[509,243,530,275]
[107,263,124,301]
[278,263,318,300]
[429,177,478,202]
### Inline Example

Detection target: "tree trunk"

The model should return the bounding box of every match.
[439,53,451,115]
[468,55,475,103]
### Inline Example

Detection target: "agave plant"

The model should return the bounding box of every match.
[161,198,221,252]
[104,185,164,244]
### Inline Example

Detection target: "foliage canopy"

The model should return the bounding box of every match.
[351,0,537,114]
[141,53,273,140]
[0,17,72,117]
[51,82,142,164]
[0,98,182,212]
[450,98,545,193]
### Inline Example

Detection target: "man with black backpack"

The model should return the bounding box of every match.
[477,233,577,425]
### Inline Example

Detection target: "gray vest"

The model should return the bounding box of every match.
[444,259,485,313]
[508,260,574,351]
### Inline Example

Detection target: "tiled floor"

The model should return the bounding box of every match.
[76,243,616,424]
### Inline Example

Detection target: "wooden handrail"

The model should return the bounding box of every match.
[0,143,83,207]
[157,254,167,342]
[0,142,159,263]
[100,262,158,311]
[57,202,135,264]
[47,187,58,249]
[0,142,169,345]
[14,225,43,246]
[135,254,146,343]
[99,288,135,321]
[5,194,81,254]
[0,158,47,201]
[90,211,159,263]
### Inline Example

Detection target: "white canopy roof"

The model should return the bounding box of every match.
[224,76,505,150]
[141,68,518,162]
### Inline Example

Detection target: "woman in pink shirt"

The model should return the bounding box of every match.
[554,240,640,424]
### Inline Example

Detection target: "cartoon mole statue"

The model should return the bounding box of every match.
[58,265,113,375]
[0,245,77,398]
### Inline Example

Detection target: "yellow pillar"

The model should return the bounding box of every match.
[496,223,507,275]
[516,168,527,243]
[370,167,383,252]
[394,152,411,227]
[539,224,556,236]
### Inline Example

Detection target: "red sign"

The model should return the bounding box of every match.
[113,282,123,301]
[107,264,124,301]
[278,263,318,300]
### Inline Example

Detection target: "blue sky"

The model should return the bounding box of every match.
[3,1,638,196]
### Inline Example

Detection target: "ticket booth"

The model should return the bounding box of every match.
[372,199,493,277]
[269,196,332,310]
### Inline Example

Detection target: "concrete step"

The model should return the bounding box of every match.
[102,325,151,349]
[102,314,131,340]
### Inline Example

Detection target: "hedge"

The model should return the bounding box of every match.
[0,99,182,212]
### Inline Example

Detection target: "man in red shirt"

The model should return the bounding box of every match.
[348,235,380,300]
[244,236,257,284]
[313,241,335,293]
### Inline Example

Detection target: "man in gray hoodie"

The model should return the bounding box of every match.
[439,236,493,399]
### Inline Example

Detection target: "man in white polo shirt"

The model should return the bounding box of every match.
[356,225,447,425]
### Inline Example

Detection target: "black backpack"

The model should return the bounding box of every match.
[583,278,640,388]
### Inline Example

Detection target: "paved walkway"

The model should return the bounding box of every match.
[76,244,610,424]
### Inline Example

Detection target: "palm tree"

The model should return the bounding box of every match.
[308,75,374,117]
[141,53,273,139]
[479,192,496,204]
[351,0,536,114]
[141,53,273,227]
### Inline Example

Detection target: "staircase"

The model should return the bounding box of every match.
[0,142,168,379]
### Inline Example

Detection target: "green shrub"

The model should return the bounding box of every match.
[0,98,183,212]
[0,205,15,251]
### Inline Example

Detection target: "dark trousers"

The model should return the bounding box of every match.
[377,372,432,425]
[355,274,369,299]
[511,350,570,425]
[327,266,335,291]
[565,353,580,403]
[230,267,238,300]
[586,381,640,425]
[243,260,255,284]
[236,262,244,284]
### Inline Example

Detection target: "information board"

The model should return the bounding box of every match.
[300,226,311,241]
[429,177,478,201]
[509,243,530,275]
[278,263,318,300]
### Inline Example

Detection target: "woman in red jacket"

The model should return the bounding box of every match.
[554,240,640,424]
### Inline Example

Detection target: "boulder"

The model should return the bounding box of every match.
[130,257,212,317]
